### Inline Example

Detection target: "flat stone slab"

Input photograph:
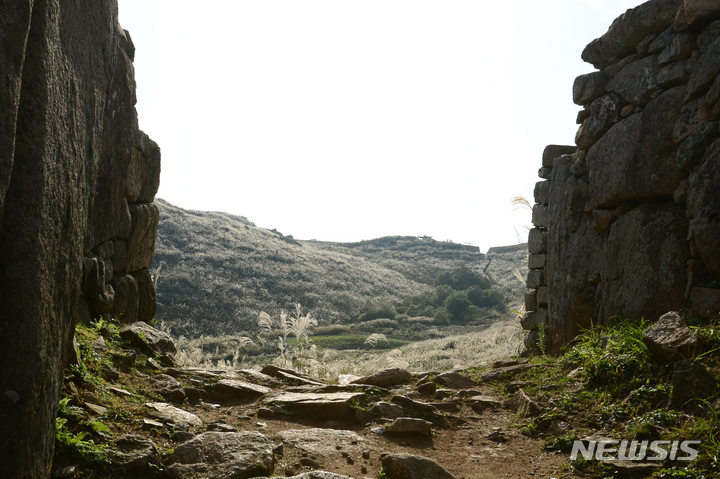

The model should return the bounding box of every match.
[214,379,271,398]
[435,371,477,389]
[264,392,365,418]
[351,368,412,388]
[389,418,433,436]
[279,428,367,456]
[382,453,456,479]
[468,395,503,410]
[165,431,273,479]
[261,365,325,386]
[145,402,202,426]
[391,395,436,412]
[237,369,281,385]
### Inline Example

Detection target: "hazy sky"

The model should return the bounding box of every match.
[118,0,645,252]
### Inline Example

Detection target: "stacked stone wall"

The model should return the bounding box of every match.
[524,0,720,354]
[0,1,160,476]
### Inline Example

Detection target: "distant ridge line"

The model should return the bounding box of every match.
[486,244,526,254]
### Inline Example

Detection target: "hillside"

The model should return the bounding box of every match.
[152,199,527,338]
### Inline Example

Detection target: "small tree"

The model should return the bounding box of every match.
[444,291,471,322]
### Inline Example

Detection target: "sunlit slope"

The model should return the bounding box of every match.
[153,199,525,337]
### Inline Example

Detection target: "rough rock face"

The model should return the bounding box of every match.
[165,432,275,479]
[526,0,720,353]
[381,453,457,479]
[0,2,159,476]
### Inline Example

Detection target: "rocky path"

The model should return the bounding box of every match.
[101,361,575,479]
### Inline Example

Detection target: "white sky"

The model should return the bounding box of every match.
[118,0,646,252]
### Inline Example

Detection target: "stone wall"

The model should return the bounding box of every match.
[0,1,159,476]
[524,0,720,354]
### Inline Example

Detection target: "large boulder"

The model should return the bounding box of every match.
[642,312,699,362]
[688,139,720,276]
[351,368,412,388]
[434,371,477,389]
[125,204,160,272]
[601,205,690,322]
[165,432,274,479]
[586,86,685,208]
[263,392,365,419]
[119,321,176,359]
[381,453,456,479]
[112,435,159,474]
[581,0,684,68]
[278,429,366,457]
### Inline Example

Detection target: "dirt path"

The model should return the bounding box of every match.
[175,380,576,479]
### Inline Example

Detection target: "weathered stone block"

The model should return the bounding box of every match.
[676,121,719,172]
[95,240,115,259]
[112,239,127,273]
[697,19,720,53]
[657,59,691,87]
[573,71,609,105]
[542,145,576,167]
[125,131,161,204]
[510,389,542,418]
[607,55,661,105]
[534,180,550,205]
[671,359,717,408]
[685,36,720,102]
[120,321,176,358]
[648,27,674,53]
[88,284,116,315]
[691,287,720,318]
[642,311,698,362]
[521,311,537,331]
[538,166,552,179]
[213,379,271,399]
[126,203,159,272]
[528,254,547,270]
[582,0,683,68]
[575,93,624,150]
[83,256,105,294]
[524,330,539,349]
[130,269,157,322]
[165,432,274,479]
[532,204,549,228]
[521,307,547,331]
[109,274,139,324]
[381,453,455,479]
[602,205,690,321]
[527,228,547,254]
[587,86,685,208]
[658,33,696,65]
[537,286,549,305]
[674,0,720,31]
[118,197,132,240]
[687,138,720,276]
[525,291,538,312]
[526,269,545,289]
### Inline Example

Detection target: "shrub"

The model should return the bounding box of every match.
[444,291,471,322]
[358,300,397,322]
[433,308,451,325]
[314,324,352,336]
[466,286,505,308]
[355,318,399,332]
[435,265,493,291]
